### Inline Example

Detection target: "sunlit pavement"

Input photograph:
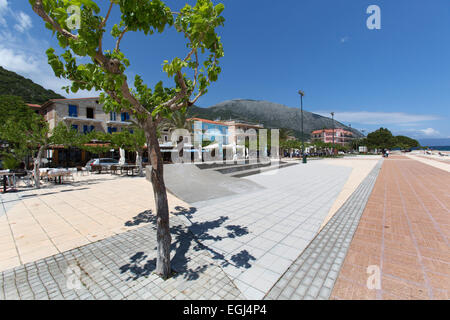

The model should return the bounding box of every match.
[331,156,449,299]
[3,157,442,300]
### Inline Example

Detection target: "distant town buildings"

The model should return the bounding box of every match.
[311,128,354,146]
[25,99,267,166]
[187,118,264,146]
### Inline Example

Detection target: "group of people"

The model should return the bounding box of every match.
[284,150,303,158]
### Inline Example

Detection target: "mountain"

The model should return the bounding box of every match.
[188,99,363,138]
[0,66,65,104]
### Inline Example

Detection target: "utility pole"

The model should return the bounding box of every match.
[331,112,335,156]
[298,90,307,163]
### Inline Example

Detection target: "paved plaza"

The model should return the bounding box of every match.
[0,155,449,300]
[331,156,449,299]
[0,174,187,271]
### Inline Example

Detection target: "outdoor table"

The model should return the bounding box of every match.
[0,171,16,193]
[119,165,138,176]
[47,169,70,184]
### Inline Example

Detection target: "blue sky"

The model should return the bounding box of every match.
[0,0,449,140]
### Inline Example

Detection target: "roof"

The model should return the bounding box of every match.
[187,118,229,126]
[312,128,353,135]
[26,103,41,109]
[49,97,100,102]
[40,97,100,110]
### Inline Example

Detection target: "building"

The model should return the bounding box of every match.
[39,97,133,134]
[311,128,354,146]
[187,118,230,144]
[187,118,265,145]
[221,120,264,145]
[31,97,136,166]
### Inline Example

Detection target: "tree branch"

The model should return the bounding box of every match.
[31,0,78,40]
[115,27,128,52]
[100,1,114,29]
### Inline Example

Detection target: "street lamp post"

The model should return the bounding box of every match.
[298,90,307,164]
[331,112,335,156]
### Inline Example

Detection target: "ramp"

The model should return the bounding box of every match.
[147,163,265,204]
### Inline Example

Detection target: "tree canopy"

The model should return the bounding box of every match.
[367,128,396,149]
[366,128,420,150]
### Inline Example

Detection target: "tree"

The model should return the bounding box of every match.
[2,118,79,188]
[30,0,225,278]
[394,135,420,150]
[0,95,36,125]
[367,128,396,150]
[0,95,38,164]
[77,130,113,156]
[110,128,146,176]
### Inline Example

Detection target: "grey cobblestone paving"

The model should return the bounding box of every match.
[264,160,383,300]
[0,212,244,300]
[188,162,353,299]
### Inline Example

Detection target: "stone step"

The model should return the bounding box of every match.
[229,161,299,178]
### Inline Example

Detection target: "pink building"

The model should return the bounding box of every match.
[311,128,354,146]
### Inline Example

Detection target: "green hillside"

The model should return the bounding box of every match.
[0,66,65,104]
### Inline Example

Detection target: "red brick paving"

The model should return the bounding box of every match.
[331,155,450,300]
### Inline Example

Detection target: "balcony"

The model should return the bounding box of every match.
[63,116,103,124]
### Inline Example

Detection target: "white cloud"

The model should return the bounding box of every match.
[0,30,100,99]
[340,36,350,43]
[394,128,443,138]
[0,0,9,26]
[14,11,32,33]
[420,128,440,136]
[0,45,40,73]
[313,111,440,125]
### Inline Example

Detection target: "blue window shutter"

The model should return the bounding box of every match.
[107,127,112,134]
[83,125,88,133]
[121,113,125,121]
[69,105,78,117]
[72,125,78,131]
[90,126,95,132]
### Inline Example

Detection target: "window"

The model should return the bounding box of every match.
[83,125,95,134]
[86,107,94,119]
[71,125,78,131]
[107,127,117,134]
[121,112,130,121]
[68,105,78,117]
[110,112,117,121]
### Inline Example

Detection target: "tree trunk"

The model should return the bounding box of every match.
[33,145,46,189]
[136,150,143,177]
[144,121,172,278]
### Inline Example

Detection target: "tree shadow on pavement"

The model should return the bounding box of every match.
[119,206,256,281]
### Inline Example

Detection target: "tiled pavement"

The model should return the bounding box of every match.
[264,160,383,300]
[187,162,353,299]
[5,157,443,300]
[331,156,450,299]
[0,212,244,300]
[0,175,187,272]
